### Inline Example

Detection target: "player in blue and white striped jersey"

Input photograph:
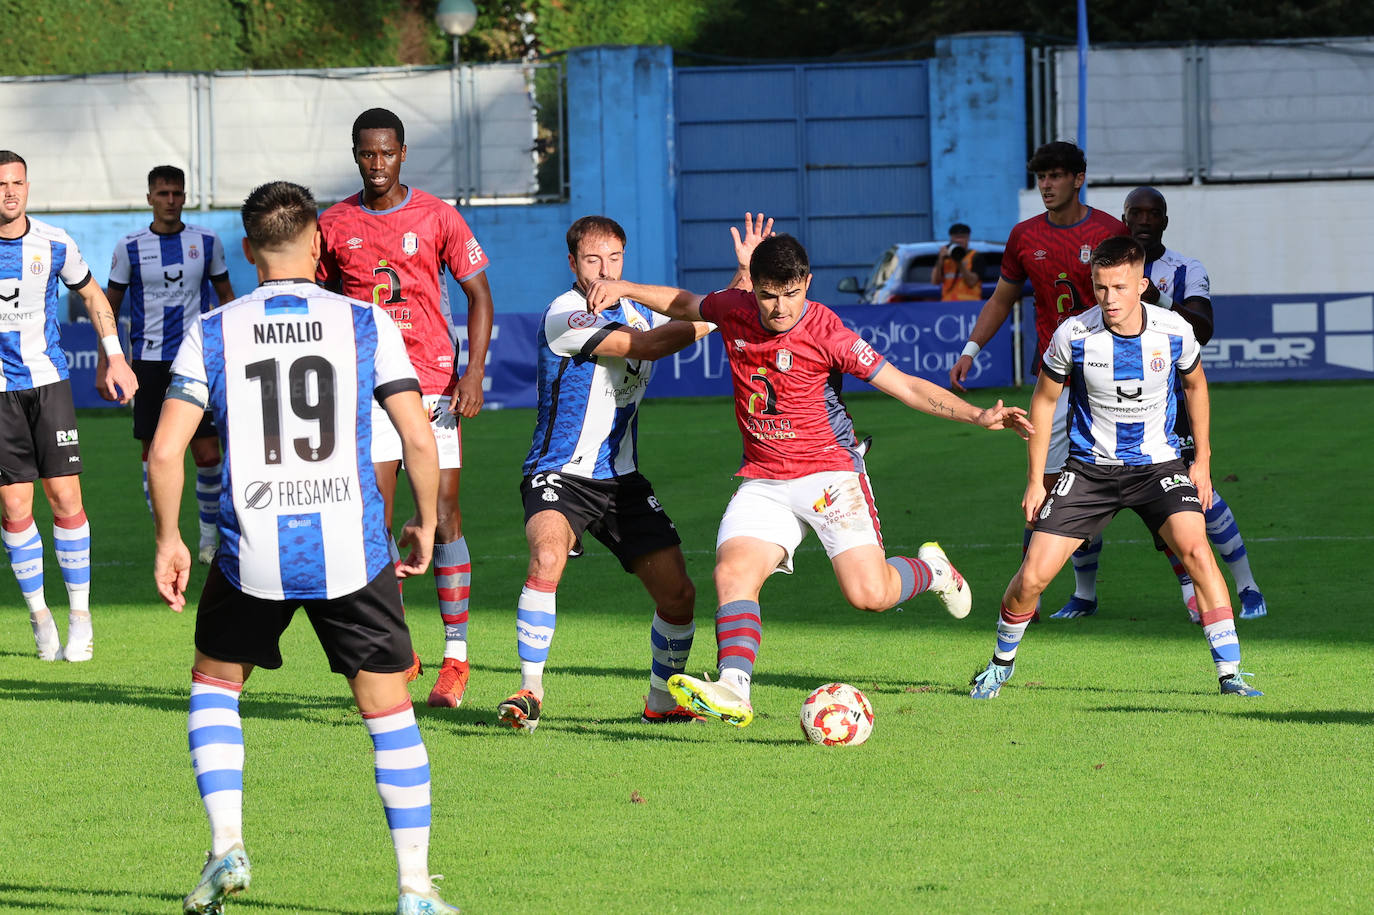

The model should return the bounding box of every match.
[1055,187,1267,622]
[106,165,234,564]
[497,215,719,731]
[147,181,459,915]
[0,150,137,664]
[970,235,1261,699]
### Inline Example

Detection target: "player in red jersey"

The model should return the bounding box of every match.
[947,141,1127,620]
[583,229,1032,727]
[317,108,494,709]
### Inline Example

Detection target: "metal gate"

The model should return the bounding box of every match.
[675,60,932,300]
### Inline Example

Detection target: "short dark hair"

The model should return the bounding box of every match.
[1027,141,1086,176]
[352,108,405,148]
[949,223,971,236]
[1090,235,1146,270]
[566,215,627,256]
[750,235,810,289]
[0,150,27,172]
[241,181,318,251]
[147,165,185,188]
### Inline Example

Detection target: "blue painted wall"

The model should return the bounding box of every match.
[928,32,1027,242]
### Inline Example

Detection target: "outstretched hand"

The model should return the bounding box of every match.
[730,211,775,268]
[974,399,1033,439]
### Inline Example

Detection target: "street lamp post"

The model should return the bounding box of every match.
[435,0,479,200]
[435,0,478,65]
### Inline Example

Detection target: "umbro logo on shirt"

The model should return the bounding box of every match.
[346,237,364,249]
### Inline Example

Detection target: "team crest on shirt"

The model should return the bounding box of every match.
[776,348,792,372]
[1079,244,1092,264]
[188,244,200,259]
[1150,352,1166,373]
[28,256,44,275]
[568,310,597,329]
[402,232,419,256]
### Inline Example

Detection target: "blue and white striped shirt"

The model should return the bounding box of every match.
[1041,303,1201,466]
[109,224,228,361]
[170,281,420,600]
[0,218,93,391]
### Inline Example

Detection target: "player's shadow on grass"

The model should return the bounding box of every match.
[0,883,357,915]
[0,677,358,722]
[1089,705,1374,725]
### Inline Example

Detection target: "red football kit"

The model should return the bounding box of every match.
[1001,207,1128,356]
[317,187,489,394]
[700,289,886,480]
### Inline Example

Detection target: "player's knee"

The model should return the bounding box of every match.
[842,579,890,613]
[657,575,695,622]
[435,512,462,543]
[527,548,566,584]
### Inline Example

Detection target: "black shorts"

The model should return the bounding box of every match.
[133,360,216,441]
[1033,458,1203,543]
[195,562,413,679]
[520,470,681,572]
[0,381,82,484]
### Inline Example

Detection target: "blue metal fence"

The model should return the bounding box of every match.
[675,61,933,302]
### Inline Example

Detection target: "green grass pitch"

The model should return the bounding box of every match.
[1,380,1369,913]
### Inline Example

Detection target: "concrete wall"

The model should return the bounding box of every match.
[1020,180,1374,295]
[928,32,1027,242]
[37,45,678,317]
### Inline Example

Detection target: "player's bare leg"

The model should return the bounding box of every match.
[831,542,970,617]
[1157,514,1260,696]
[373,460,421,681]
[499,510,574,728]
[190,435,222,564]
[1,482,60,659]
[971,531,1080,698]
[630,545,700,721]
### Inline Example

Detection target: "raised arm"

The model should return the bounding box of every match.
[584,279,706,322]
[590,319,715,361]
[728,211,774,292]
[868,362,1032,435]
[949,277,1022,391]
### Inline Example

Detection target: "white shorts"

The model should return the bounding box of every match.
[716,470,883,576]
[370,394,462,469]
[1046,387,1071,475]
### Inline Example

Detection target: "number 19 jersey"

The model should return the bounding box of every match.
[170,280,421,600]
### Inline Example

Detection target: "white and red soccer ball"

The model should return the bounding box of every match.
[799,682,874,746]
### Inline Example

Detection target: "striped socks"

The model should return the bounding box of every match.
[362,700,432,895]
[1068,534,1103,600]
[1200,605,1241,678]
[3,516,47,613]
[886,556,933,604]
[188,671,245,858]
[715,600,761,698]
[516,576,557,697]
[994,604,1037,663]
[1205,493,1258,593]
[195,460,222,551]
[434,538,471,662]
[649,613,694,711]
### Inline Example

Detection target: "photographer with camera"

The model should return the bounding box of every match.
[929,223,982,300]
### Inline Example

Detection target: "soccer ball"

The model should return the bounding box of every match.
[799,682,874,746]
